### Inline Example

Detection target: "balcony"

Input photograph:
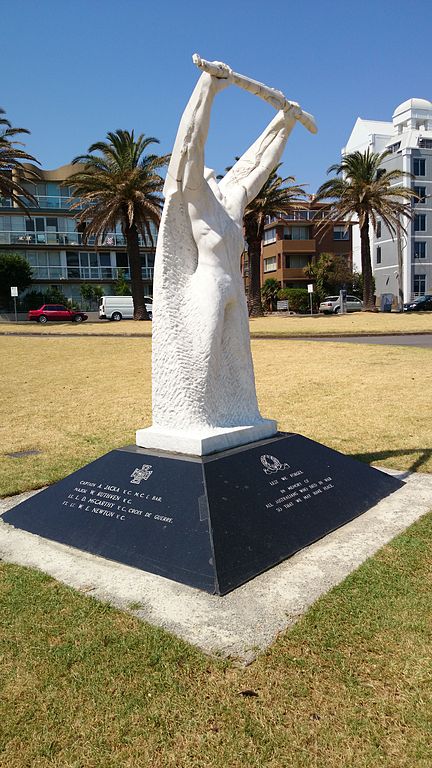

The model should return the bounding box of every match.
[281,268,308,280]
[263,240,316,258]
[7,195,81,210]
[266,210,328,223]
[0,231,154,248]
[30,266,154,281]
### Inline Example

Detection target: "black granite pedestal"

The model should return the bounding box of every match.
[3,433,403,595]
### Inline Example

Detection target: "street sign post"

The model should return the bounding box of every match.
[11,286,18,323]
[307,283,314,315]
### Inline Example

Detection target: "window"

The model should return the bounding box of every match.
[284,226,309,240]
[376,220,381,238]
[333,225,349,240]
[413,185,426,203]
[25,250,62,278]
[376,247,381,264]
[388,142,401,153]
[285,254,309,269]
[414,242,426,259]
[263,256,277,272]
[116,252,128,268]
[414,274,426,294]
[263,228,276,245]
[414,214,426,231]
[418,138,432,148]
[0,215,11,231]
[413,158,425,176]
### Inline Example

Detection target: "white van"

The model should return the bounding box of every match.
[99,295,153,321]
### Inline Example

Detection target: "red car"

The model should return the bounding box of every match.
[28,304,88,324]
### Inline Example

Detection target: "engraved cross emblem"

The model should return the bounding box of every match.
[130,464,153,484]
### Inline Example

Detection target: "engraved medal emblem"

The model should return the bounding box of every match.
[130,464,153,484]
[260,454,290,475]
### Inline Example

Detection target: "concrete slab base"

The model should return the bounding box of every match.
[135,419,277,455]
[1,468,431,664]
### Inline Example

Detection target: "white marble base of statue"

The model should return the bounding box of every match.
[136,56,317,456]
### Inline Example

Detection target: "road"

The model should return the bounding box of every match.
[303,334,432,348]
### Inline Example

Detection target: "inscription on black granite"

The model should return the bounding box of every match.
[3,447,216,592]
[62,480,169,525]
[202,434,404,593]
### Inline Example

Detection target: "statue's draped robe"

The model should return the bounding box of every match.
[151,179,262,431]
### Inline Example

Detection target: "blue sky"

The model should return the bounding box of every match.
[3,0,432,193]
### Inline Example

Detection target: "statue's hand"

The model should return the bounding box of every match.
[283,99,318,134]
[192,54,233,91]
[282,100,303,119]
[211,61,233,80]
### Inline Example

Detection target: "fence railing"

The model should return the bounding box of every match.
[267,210,328,223]
[29,266,154,281]
[0,231,154,248]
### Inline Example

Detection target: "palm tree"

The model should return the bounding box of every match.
[315,149,418,311]
[0,108,39,209]
[69,130,169,320]
[244,166,307,317]
[261,277,280,312]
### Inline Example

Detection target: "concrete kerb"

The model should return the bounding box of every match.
[1,468,432,665]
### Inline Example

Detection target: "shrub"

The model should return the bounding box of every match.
[277,288,310,313]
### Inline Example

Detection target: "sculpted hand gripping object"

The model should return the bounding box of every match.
[136,56,317,455]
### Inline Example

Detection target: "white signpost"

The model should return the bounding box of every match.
[307,283,314,316]
[10,286,18,323]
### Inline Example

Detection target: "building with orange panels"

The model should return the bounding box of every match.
[259,202,352,290]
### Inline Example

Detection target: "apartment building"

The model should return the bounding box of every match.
[259,202,352,289]
[344,98,432,301]
[0,163,156,304]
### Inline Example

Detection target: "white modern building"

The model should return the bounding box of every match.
[343,98,432,302]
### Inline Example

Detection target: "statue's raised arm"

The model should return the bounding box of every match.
[136,56,317,456]
[164,60,233,196]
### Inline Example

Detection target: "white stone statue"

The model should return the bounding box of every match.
[136,56,317,455]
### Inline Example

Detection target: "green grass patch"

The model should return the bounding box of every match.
[1,513,431,767]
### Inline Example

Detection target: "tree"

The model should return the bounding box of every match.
[0,252,32,307]
[69,130,168,320]
[114,268,132,296]
[0,108,39,210]
[315,149,417,311]
[244,166,306,317]
[304,252,353,301]
[352,269,375,299]
[261,278,280,312]
[80,283,104,310]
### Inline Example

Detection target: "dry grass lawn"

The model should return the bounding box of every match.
[1,310,431,337]
[0,334,431,497]
[1,334,432,767]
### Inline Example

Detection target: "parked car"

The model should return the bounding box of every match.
[28,304,88,323]
[99,295,153,321]
[403,295,432,311]
[319,295,363,314]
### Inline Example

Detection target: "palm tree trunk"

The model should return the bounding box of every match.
[244,217,264,317]
[248,237,264,317]
[125,223,149,320]
[360,215,376,311]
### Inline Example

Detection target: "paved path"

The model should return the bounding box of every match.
[302,334,432,348]
[1,330,432,346]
